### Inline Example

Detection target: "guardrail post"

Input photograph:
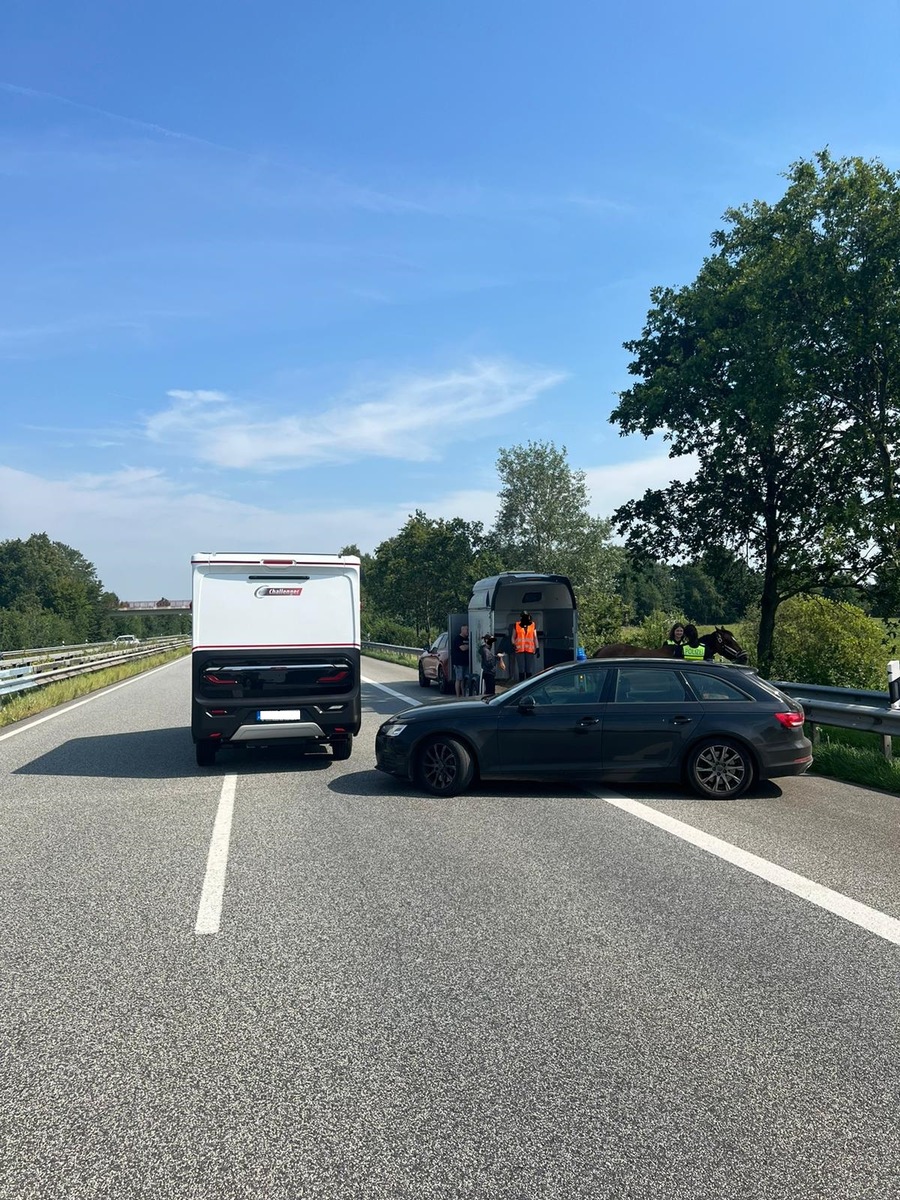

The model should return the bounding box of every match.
[883,734,893,760]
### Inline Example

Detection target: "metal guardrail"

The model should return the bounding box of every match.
[0,637,190,701]
[362,640,423,656]
[773,680,900,755]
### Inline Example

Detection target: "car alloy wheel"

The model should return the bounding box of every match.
[416,736,474,797]
[688,739,753,799]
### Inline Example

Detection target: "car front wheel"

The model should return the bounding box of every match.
[687,738,754,799]
[436,665,451,695]
[418,666,431,688]
[415,736,475,797]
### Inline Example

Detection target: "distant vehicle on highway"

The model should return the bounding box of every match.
[377,657,812,798]
[114,634,140,646]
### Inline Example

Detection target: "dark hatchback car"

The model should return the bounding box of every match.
[376,657,812,799]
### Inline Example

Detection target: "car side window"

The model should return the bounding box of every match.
[528,669,607,705]
[614,668,693,704]
[690,674,754,701]
[432,633,448,652]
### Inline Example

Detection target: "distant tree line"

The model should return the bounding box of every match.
[0,533,189,651]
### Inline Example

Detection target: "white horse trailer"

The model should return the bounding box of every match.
[466,572,578,685]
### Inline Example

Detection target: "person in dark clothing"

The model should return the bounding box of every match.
[479,635,503,695]
[451,624,470,697]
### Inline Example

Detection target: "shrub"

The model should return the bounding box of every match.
[745,595,887,688]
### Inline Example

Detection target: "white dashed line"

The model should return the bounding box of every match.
[195,773,237,936]
[589,788,900,947]
[361,677,424,707]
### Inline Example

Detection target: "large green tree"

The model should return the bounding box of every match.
[610,151,900,671]
[491,439,621,592]
[366,511,490,641]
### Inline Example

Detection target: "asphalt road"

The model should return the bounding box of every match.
[2,655,899,1199]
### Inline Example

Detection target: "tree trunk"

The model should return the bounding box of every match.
[756,456,781,676]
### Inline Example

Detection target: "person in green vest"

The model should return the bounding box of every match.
[681,624,707,661]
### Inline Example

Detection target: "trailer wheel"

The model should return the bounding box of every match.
[196,739,217,767]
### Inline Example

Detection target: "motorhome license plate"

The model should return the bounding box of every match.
[258,710,303,721]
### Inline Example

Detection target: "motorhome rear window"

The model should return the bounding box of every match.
[522,591,543,603]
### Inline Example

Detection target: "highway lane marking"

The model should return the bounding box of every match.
[361,677,424,707]
[0,659,184,743]
[195,773,237,936]
[589,789,900,947]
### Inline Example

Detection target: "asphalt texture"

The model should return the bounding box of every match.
[1,656,900,1199]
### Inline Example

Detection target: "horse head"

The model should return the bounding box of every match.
[711,626,749,664]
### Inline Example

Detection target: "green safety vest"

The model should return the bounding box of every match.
[682,643,706,660]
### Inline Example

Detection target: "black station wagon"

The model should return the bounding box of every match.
[375,657,812,799]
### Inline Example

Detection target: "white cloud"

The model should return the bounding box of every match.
[143,361,566,470]
[584,452,700,519]
[0,448,699,599]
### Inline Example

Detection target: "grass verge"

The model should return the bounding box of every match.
[807,725,900,794]
[363,649,419,670]
[0,646,190,728]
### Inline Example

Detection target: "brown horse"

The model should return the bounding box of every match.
[592,627,748,664]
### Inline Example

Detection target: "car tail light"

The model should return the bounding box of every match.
[204,674,239,685]
[775,711,805,728]
[317,670,349,684]
[207,709,229,716]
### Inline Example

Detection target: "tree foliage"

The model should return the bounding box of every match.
[610,151,900,671]
[742,595,887,689]
[365,511,489,641]
[0,534,109,648]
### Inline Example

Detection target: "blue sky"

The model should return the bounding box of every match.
[1,0,898,598]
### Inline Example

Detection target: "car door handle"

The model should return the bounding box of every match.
[671,716,693,725]
[577,716,601,726]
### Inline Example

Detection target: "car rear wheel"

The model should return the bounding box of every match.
[687,738,754,799]
[196,739,217,768]
[331,735,353,761]
[418,666,431,688]
[415,736,474,797]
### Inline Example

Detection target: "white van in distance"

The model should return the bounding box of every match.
[190,552,361,767]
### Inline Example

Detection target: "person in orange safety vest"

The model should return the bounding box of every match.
[512,611,540,680]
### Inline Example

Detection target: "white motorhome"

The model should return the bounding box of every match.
[466,572,578,684]
[191,552,361,767]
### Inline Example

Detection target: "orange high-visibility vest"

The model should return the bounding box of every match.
[513,622,538,653]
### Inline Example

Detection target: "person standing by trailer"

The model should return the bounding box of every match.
[512,610,540,680]
[479,635,503,695]
[451,623,470,697]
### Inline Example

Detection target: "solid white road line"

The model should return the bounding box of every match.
[195,774,237,936]
[589,789,900,948]
[361,676,424,707]
[0,658,184,743]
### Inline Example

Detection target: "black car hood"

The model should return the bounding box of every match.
[388,698,494,722]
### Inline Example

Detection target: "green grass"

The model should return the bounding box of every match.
[806,725,900,794]
[362,649,419,669]
[0,646,190,728]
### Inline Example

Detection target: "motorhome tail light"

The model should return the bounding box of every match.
[775,711,805,729]
[317,670,349,684]
[262,559,294,565]
[204,674,239,685]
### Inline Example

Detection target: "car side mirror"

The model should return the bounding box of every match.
[518,695,536,713]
